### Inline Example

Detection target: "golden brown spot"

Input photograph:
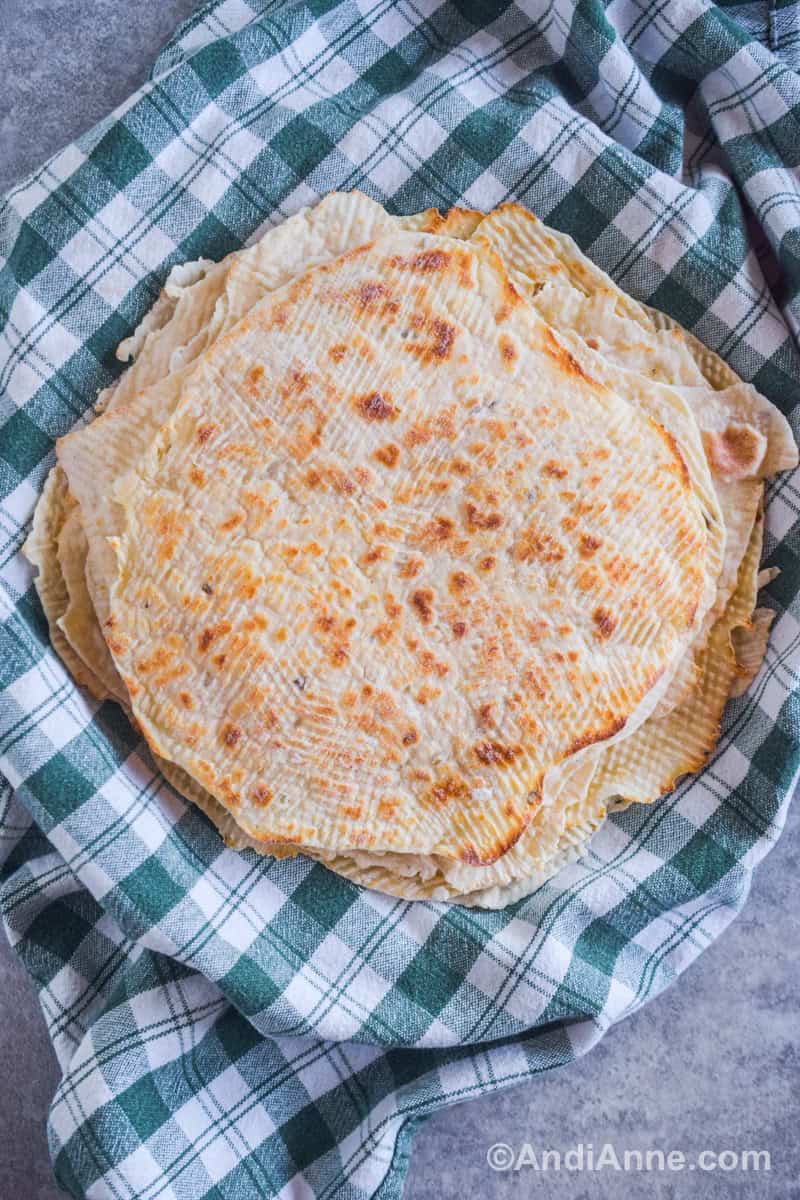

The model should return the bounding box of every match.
[579,532,603,558]
[404,315,456,365]
[390,249,450,273]
[426,772,470,807]
[586,337,600,350]
[196,422,217,445]
[418,649,449,677]
[516,527,566,564]
[452,620,467,638]
[474,740,518,767]
[188,465,206,487]
[330,468,356,496]
[448,570,475,595]
[703,424,766,480]
[221,723,242,749]
[576,564,600,591]
[499,333,518,367]
[522,666,548,700]
[613,490,639,513]
[656,424,691,489]
[543,459,568,479]
[377,799,399,820]
[464,502,503,532]
[355,280,400,317]
[411,588,434,624]
[362,544,391,566]
[136,645,174,675]
[178,691,194,709]
[246,364,265,392]
[403,420,432,449]
[374,442,400,468]
[567,715,626,757]
[329,343,347,363]
[458,812,530,865]
[593,606,617,640]
[219,512,243,533]
[478,702,496,727]
[416,514,455,546]
[479,555,496,572]
[342,804,363,820]
[399,557,425,580]
[542,327,598,386]
[251,785,272,807]
[434,408,458,439]
[198,621,232,653]
[355,391,397,421]
[402,728,419,747]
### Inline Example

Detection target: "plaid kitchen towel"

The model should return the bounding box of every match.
[2,1,800,1196]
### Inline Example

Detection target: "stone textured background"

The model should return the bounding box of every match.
[1,4,798,1197]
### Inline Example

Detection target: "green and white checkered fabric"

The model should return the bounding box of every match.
[2,1,800,1196]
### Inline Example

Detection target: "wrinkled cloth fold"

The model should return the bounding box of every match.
[1,2,800,1196]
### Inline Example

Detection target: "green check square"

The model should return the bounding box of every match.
[280,1102,336,1171]
[52,1149,83,1200]
[178,213,238,262]
[396,946,463,1016]
[385,1047,431,1089]
[118,1073,173,1142]
[90,124,152,189]
[291,863,357,929]
[190,40,247,97]
[27,751,98,825]
[221,954,281,1016]
[7,220,53,286]
[26,897,93,971]
[574,917,629,975]
[120,857,184,922]
[671,829,737,891]
[751,718,799,788]
[0,408,53,478]
[363,49,416,95]
[453,0,513,24]
[272,116,335,177]
[548,188,611,249]
[649,273,707,329]
[454,107,516,168]
[215,1008,265,1061]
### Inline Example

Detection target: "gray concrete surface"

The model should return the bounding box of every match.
[1,4,798,1197]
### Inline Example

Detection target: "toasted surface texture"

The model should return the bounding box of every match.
[104,231,707,862]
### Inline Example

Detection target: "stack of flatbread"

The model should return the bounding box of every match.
[25,192,797,907]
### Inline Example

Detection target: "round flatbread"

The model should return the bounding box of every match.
[103,231,708,863]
